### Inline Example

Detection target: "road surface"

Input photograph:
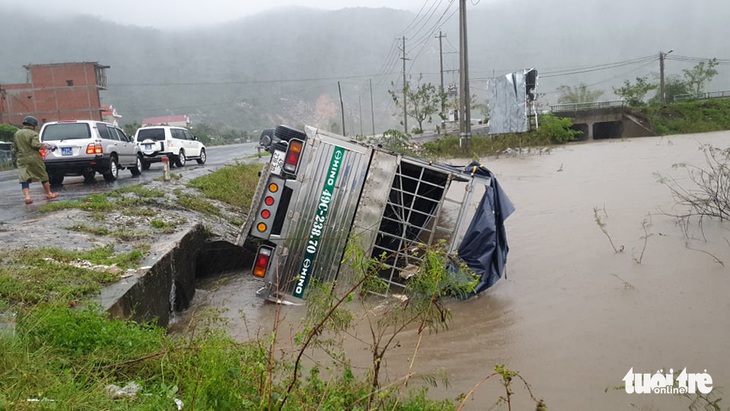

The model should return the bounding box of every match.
[0,142,264,224]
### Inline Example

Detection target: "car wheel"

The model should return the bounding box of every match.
[141,159,151,171]
[175,151,186,167]
[49,173,64,186]
[103,155,119,182]
[130,154,143,176]
[196,148,207,164]
[83,170,96,183]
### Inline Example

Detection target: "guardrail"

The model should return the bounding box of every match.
[549,100,626,113]
[673,90,730,102]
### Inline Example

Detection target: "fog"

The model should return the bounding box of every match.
[1,0,728,132]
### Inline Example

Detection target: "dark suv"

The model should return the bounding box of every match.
[39,120,143,185]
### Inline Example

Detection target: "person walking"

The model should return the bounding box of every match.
[12,116,59,204]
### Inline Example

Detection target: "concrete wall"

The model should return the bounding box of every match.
[102,224,206,327]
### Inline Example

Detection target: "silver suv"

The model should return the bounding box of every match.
[134,125,206,169]
[39,120,143,185]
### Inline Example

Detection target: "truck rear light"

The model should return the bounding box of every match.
[283,139,303,175]
[86,143,102,154]
[252,246,273,278]
[250,175,286,239]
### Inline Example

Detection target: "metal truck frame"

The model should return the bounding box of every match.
[238,125,510,305]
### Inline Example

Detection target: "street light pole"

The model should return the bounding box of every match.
[659,49,673,104]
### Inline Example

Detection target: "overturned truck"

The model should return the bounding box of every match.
[237,125,514,304]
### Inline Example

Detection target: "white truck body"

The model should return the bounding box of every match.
[239,125,495,304]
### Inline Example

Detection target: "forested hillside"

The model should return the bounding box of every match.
[1,0,727,134]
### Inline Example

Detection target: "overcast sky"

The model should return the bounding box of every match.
[18,0,441,29]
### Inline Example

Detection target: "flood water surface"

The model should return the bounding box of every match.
[176,132,730,410]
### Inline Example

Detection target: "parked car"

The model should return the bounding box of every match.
[39,120,143,185]
[134,125,206,169]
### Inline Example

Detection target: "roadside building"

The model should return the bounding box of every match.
[0,62,110,126]
[142,115,190,128]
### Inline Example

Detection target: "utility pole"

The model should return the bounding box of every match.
[369,78,375,136]
[401,36,408,134]
[659,49,673,104]
[436,31,446,127]
[358,94,363,136]
[458,0,471,150]
[338,81,346,136]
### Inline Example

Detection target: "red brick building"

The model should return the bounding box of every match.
[0,62,110,127]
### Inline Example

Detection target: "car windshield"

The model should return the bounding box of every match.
[136,128,166,141]
[41,123,91,141]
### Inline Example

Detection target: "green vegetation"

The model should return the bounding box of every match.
[389,74,446,134]
[632,99,730,135]
[187,162,262,210]
[0,234,541,409]
[424,113,579,159]
[176,194,222,217]
[0,124,18,142]
[614,59,719,105]
[0,245,142,305]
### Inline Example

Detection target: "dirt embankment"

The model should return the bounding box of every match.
[0,177,246,265]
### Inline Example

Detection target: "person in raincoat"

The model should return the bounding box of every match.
[12,116,59,204]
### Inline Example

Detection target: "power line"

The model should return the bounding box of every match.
[539,55,657,78]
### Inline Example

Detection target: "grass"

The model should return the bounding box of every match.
[632,98,730,135]
[176,194,222,217]
[0,245,143,305]
[187,162,262,210]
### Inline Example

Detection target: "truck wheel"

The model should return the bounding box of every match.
[103,155,119,182]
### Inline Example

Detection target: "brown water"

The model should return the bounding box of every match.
[175,131,730,410]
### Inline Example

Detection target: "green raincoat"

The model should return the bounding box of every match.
[12,127,49,183]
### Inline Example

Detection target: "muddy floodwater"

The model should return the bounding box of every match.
[174,131,730,410]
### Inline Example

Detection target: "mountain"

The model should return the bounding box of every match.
[1,1,727,133]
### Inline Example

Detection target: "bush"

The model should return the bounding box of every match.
[535,112,581,143]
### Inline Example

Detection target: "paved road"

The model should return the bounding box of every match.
[0,142,265,223]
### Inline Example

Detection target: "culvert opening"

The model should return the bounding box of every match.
[196,240,255,279]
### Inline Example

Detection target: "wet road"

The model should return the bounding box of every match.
[0,142,263,223]
[174,131,730,410]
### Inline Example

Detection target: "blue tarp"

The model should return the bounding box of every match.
[455,162,515,296]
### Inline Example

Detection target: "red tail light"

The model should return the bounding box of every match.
[283,139,303,175]
[252,246,273,278]
[40,147,47,160]
[86,143,102,155]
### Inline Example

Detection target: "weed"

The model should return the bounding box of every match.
[177,194,222,217]
[593,206,624,253]
[633,217,653,264]
[150,219,175,230]
[187,163,262,210]
[0,245,144,305]
[65,223,111,236]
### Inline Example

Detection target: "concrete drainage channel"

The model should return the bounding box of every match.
[99,223,252,327]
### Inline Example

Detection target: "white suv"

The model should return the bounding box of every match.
[39,120,143,185]
[134,125,206,169]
